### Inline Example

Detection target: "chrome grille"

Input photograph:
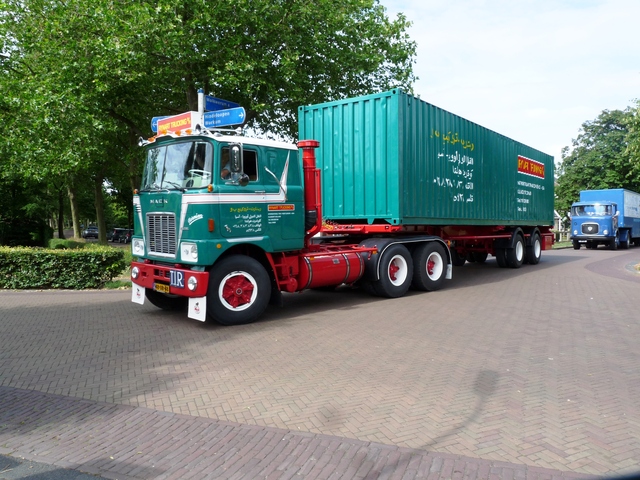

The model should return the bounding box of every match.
[581,223,599,235]
[147,214,177,256]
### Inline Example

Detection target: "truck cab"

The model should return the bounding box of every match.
[569,201,618,249]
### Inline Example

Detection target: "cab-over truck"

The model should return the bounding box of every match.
[570,189,640,250]
[130,89,554,325]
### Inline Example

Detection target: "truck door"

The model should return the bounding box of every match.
[215,143,304,250]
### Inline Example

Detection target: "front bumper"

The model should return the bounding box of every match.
[130,261,209,297]
[570,235,612,242]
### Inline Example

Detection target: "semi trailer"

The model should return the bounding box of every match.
[130,89,554,325]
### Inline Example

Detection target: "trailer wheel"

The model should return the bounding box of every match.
[495,248,507,268]
[207,255,271,326]
[411,243,447,291]
[526,232,542,265]
[145,289,188,311]
[506,233,525,268]
[372,244,413,298]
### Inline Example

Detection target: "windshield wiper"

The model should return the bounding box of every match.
[164,181,186,192]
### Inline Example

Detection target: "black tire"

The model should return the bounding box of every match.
[450,249,466,266]
[506,233,525,268]
[622,231,630,249]
[526,232,542,265]
[372,244,413,298]
[465,253,476,263]
[609,232,619,250]
[411,242,447,292]
[573,240,580,250]
[145,288,188,311]
[495,248,507,268]
[472,252,488,264]
[206,255,271,326]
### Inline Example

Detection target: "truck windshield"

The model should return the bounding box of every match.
[141,141,212,190]
[572,204,612,216]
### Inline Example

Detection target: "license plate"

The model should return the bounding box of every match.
[154,283,170,294]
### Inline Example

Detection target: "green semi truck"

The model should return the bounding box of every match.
[130,89,554,325]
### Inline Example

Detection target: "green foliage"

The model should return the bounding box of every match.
[555,108,639,217]
[1,0,416,242]
[626,100,640,184]
[48,238,86,250]
[0,245,127,289]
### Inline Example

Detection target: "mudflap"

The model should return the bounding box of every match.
[132,282,146,305]
[188,296,207,322]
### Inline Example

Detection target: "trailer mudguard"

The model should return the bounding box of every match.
[359,236,451,281]
[493,228,525,250]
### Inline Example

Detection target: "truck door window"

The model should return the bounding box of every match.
[220,147,258,182]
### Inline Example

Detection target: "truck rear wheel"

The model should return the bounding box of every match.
[622,231,630,249]
[495,248,507,267]
[471,252,488,263]
[411,243,447,291]
[207,255,271,326]
[526,232,542,265]
[372,244,413,298]
[145,289,188,311]
[506,233,525,268]
[450,249,466,266]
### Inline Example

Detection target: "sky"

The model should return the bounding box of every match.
[380,0,640,165]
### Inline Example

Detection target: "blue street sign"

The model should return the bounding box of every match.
[151,116,170,133]
[203,107,246,128]
[204,95,240,112]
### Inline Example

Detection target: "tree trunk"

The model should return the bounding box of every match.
[94,175,107,244]
[57,187,65,239]
[67,184,82,238]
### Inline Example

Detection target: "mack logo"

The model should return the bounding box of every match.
[150,199,168,204]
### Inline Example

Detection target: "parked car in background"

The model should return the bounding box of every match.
[118,229,133,244]
[82,226,99,239]
[109,228,127,242]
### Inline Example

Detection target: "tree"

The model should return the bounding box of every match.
[0,0,417,245]
[626,100,640,186]
[555,108,638,217]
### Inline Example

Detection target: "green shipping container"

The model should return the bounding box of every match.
[298,89,554,227]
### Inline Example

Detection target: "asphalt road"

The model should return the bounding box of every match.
[1,247,639,479]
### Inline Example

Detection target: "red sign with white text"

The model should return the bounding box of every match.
[517,155,545,179]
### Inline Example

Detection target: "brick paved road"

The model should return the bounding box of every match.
[0,248,639,479]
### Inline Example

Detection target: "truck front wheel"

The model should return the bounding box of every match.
[609,232,619,250]
[411,243,447,291]
[207,255,271,326]
[372,244,413,298]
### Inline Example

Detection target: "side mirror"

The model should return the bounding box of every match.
[238,174,250,187]
[229,144,242,173]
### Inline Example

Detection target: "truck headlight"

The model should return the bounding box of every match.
[187,276,198,291]
[603,229,608,235]
[132,239,145,255]
[573,229,578,235]
[131,266,140,280]
[181,242,198,262]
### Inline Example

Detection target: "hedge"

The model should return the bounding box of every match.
[0,245,127,289]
